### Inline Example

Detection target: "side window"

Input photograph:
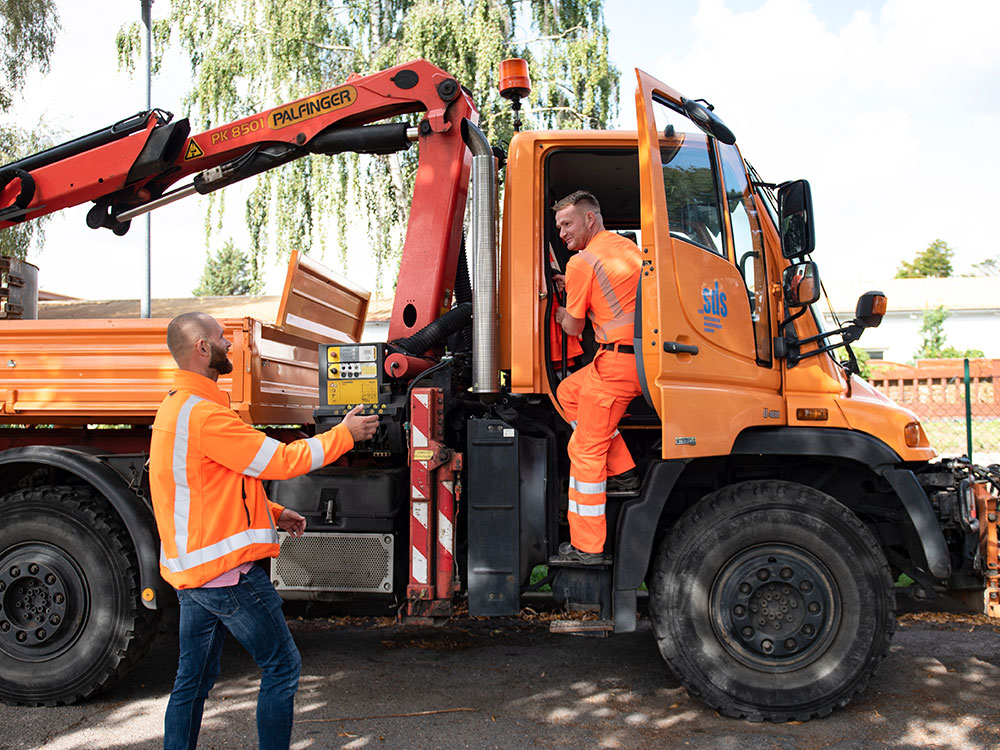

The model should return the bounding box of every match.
[718,143,771,365]
[661,140,725,256]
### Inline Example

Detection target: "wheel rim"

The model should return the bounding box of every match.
[0,544,88,661]
[711,544,840,672]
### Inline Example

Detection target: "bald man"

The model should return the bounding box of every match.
[151,312,377,750]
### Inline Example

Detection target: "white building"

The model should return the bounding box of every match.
[819,277,1000,363]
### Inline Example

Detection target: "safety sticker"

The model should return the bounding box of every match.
[183,139,205,161]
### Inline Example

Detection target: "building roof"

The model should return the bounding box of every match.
[38,294,395,322]
[821,277,1000,315]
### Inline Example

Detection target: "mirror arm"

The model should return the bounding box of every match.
[777,305,809,337]
[788,322,865,365]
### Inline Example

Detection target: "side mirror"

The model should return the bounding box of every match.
[778,179,815,259]
[855,291,887,328]
[681,97,736,145]
[782,261,820,308]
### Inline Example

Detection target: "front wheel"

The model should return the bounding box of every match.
[649,480,894,721]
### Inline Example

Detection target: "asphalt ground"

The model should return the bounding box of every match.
[1,608,999,750]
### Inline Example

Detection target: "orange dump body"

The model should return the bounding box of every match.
[0,250,367,427]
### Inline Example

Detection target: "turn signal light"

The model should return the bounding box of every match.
[796,408,829,421]
[904,421,925,447]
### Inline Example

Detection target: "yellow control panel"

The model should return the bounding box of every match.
[320,343,387,413]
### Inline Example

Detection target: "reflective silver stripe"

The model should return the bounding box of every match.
[305,436,325,472]
[570,476,607,495]
[578,250,625,317]
[578,250,635,340]
[568,499,606,517]
[171,396,203,559]
[160,527,279,573]
[244,436,281,477]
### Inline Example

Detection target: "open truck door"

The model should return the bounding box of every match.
[633,70,782,458]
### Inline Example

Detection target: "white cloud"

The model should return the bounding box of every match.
[629,0,1000,279]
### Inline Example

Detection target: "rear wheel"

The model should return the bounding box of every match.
[649,480,894,721]
[0,485,158,705]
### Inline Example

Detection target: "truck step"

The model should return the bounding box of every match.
[549,619,614,636]
[606,487,641,498]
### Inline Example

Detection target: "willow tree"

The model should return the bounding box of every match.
[118,0,617,291]
[0,0,59,260]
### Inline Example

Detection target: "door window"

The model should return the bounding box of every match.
[718,142,772,365]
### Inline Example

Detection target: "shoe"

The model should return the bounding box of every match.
[607,468,640,493]
[548,542,609,566]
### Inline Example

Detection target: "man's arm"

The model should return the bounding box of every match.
[198,404,378,481]
[555,305,586,336]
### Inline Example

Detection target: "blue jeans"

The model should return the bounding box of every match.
[164,564,301,750]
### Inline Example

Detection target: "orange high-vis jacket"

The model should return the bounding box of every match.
[564,230,641,344]
[150,369,354,589]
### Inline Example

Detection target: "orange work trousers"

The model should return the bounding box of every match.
[556,348,643,553]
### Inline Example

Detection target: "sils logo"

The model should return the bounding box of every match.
[701,281,727,334]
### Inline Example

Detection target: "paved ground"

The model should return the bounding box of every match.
[2,609,999,750]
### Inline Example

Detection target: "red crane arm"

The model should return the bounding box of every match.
[0,59,479,338]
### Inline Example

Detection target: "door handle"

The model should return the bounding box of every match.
[663,341,699,355]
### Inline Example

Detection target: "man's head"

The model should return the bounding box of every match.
[166,312,233,380]
[553,190,604,252]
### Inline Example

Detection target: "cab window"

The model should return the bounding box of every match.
[718,142,771,365]
[653,99,726,257]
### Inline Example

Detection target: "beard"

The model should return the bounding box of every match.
[209,341,233,375]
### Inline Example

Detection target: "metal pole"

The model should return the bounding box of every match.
[964,358,973,461]
[140,0,153,318]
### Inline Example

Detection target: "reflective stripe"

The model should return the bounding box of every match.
[305,436,325,472]
[160,527,278,573]
[171,396,203,559]
[568,499,606,517]
[578,248,635,343]
[570,476,607,495]
[244,436,280,477]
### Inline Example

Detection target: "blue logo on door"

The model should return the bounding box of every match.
[701,281,727,334]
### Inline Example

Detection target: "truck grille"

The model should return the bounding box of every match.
[272,532,393,593]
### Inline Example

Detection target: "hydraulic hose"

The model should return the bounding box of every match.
[392,302,472,357]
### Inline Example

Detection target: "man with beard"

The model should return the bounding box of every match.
[151,312,378,750]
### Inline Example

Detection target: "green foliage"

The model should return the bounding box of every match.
[895,238,954,279]
[853,347,871,381]
[117,0,618,291]
[0,0,59,260]
[192,240,260,296]
[0,0,59,112]
[915,306,984,360]
[969,256,1000,277]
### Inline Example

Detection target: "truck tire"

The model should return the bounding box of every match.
[0,485,159,705]
[648,480,894,722]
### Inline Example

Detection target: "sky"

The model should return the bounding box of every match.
[8,0,1000,300]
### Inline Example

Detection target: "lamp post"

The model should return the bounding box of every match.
[140,0,153,318]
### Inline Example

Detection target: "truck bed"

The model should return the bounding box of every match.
[0,251,368,426]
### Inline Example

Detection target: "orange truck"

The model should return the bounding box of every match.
[1,59,998,721]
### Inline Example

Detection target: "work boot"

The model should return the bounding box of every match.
[607,468,640,494]
[548,542,609,566]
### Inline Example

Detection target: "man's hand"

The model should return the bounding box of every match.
[277,508,306,537]
[341,404,379,443]
[552,273,566,293]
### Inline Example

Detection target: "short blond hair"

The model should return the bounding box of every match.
[552,190,601,215]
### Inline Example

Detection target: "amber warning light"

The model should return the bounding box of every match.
[499,58,531,132]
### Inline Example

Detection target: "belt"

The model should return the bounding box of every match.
[599,342,634,354]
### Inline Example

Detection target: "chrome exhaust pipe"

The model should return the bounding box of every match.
[461,119,499,395]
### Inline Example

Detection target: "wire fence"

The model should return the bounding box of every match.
[869,358,1000,465]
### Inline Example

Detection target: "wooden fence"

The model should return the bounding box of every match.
[869,359,1000,420]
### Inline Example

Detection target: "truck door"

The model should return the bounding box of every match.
[634,70,783,458]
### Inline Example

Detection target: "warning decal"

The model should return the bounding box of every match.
[184,139,205,161]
